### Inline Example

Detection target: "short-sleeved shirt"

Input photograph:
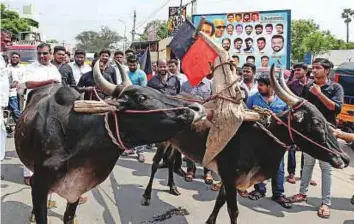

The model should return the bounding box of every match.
[7,64,24,97]
[176,73,188,87]
[128,69,147,86]
[247,92,288,114]
[301,80,344,125]
[148,74,180,95]
[181,78,212,100]
[22,61,62,84]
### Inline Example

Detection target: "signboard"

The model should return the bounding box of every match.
[192,10,291,69]
[168,6,187,37]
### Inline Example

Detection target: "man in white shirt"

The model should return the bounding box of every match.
[69,49,91,84]
[21,43,62,185]
[1,29,12,180]
[7,52,24,123]
[168,59,188,86]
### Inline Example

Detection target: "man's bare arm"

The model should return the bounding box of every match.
[25,80,58,89]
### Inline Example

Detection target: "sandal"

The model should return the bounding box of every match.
[272,195,292,209]
[286,174,296,184]
[184,171,194,182]
[317,204,330,219]
[289,193,307,203]
[248,190,265,201]
[310,180,317,186]
[204,173,213,185]
[211,182,222,191]
[238,190,248,198]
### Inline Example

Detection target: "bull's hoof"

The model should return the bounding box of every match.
[29,214,35,223]
[65,218,79,224]
[169,186,181,196]
[141,198,151,206]
[47,200,57,208]
[205,219,216,224]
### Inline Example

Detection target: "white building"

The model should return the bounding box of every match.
[317,50,354,67]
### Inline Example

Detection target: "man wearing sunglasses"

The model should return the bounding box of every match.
[213,19,225,38]
[20,43,62,185]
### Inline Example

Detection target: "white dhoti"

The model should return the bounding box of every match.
[0,108,6,161]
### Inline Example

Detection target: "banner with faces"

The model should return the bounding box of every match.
[192,10,291,70]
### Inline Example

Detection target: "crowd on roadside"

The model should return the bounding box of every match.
[1,28,353,219]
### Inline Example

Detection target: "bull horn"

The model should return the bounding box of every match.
[270,64,300,107]
[278,70,302,100]
[93,59,117,95]
[114,60,132,86]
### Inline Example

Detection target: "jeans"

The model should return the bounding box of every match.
[287,147,305,176]
[186,158,211,175]
[300,153,332,205]
[254,158,285,197]
[8,96,20,123]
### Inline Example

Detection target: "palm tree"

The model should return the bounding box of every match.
[342,8,354,43]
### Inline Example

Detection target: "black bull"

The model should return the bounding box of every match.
[15,83,206,224]
[142,66,351,224]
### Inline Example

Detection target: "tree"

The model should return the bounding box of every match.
[341,8,354,43]
[303,31,335,58]
[0,3,33,35]
[75,26,123,53]
[291,19,320,62]
[140,20,168,41]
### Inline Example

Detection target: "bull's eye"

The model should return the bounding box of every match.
[138,95,147,103]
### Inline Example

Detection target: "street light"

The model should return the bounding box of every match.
[118,19,127,50]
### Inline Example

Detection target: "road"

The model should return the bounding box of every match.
[1,138,354,224]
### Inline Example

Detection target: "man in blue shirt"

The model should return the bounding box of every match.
[127,55,147,86]
[246,73,292,209]
[122,55,147,162]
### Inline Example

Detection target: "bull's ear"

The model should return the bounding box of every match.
[292,110,304,123]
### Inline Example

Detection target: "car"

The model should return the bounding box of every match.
[331,62,354,133]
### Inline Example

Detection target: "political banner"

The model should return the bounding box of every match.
[168,6,187,37]
[192,10,291,70]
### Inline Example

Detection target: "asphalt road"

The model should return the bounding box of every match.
[1,138,354,224]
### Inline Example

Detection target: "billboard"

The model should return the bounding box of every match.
[168,6,187,37]
[192,10,291,70]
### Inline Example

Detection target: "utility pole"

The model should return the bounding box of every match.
[132,10,136,42]
[179,0,183,16]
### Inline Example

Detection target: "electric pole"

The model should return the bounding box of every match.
[132,10,136,42]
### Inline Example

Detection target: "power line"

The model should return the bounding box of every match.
[134,0,172,30]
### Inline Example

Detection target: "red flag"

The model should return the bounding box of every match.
[181,37,218,86]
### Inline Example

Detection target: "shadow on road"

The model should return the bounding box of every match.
[91,172,189,224]
[238,196,354,218]
[1,163,27,186]
[117,157,218,204]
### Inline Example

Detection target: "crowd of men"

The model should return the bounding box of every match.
[1,28,352,218]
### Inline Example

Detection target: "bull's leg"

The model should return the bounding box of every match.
[222,177,239,224]
[205,184,226,224]
[142,147,165,206]
[168,153,180,196]
[31,173,49,224]
[63,199,80,224]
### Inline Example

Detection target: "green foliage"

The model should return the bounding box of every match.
[291,19,354,62]
[302,31,334,58]
[46,39,59,44]
[140,20,168,41]
[75,26,123,53]
[0,3,32,35]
